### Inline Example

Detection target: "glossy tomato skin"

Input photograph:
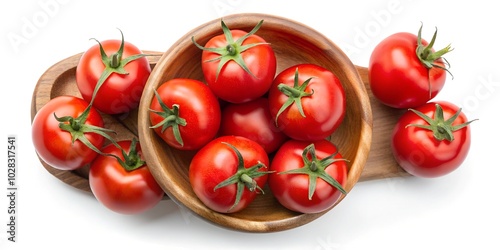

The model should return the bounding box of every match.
[268,64,345,141]
[89,140,164,215]
[201,30,276,103]
[219,97,288,153]
[32,96,105,170]
[269,140,347,214]
[76,39,151,114]
[149,78,221,150]
[189,136,270,213]
[391,101,472,178]
[369,32,446,108]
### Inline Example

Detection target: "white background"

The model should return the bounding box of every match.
[1,0,498,249]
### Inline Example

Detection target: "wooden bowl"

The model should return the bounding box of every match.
[137,13,373,232]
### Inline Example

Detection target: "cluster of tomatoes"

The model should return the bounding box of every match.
[32,30,164,215]
[32,19,476,217]
[149,20,349,214]
[369,24,476,178]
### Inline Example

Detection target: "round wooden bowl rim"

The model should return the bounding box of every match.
[138,13,373,232]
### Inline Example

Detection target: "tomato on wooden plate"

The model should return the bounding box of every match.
[391,101,476,178]
[369,25,453,108]
[76,30,151,114]
[32,95,109,170]
[89,139,164,214]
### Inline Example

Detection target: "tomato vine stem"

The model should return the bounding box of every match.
[275,67,314,125]
[191,19,268,81]
[213,142,273,212]
[415,23,453,99]
[406,103,477,142]
[149,90,187,147]
[278,143,347,200]
[88,28,151,106]
[53,105,117,156]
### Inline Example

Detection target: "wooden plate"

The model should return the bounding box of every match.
[30,53,409,199]
[30,51,164,192]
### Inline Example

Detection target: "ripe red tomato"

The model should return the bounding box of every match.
[149,78,221,150]
[391,101,475,178]
[369,25,452,108]
[189,136,270,213]
[76,30,151,114]
[268,139,347,214]
[268,64,345,141]
[219,97,288,153]
[89,140,164,214]
[192,20,276,103]
[32,96,106,170]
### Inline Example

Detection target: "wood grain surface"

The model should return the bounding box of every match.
[30,13,412,234]
[30,52,409,195]
[30,52,163,193]
[138,13,372,233]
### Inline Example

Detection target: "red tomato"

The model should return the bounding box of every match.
[369,25,452,108]
[32,96,106,170]
[219,97,288,153]
[149,78,221,150]
[76,31,151,114]
[391,101,475,178]
[89,140,164,214]
[189,136,270,213]
[268,64,345,141]
[193,20,276,103]
[268,140,347,214]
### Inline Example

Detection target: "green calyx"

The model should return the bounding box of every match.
[56,105,144,171]
[416,24,453,71]
[415,24,454,98]
[149,90,187,147]
[89,29,150,105]
[57,105,144,171]
[191,19,268,81]
[275,67,314,125]
[115,137,146,172]
[406,103,477,142]
[54,105,116,155]
[279,143,347,200]
[55,105,145,171]
[214,142,272,212]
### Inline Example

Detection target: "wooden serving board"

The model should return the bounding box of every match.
[30,51,409,197]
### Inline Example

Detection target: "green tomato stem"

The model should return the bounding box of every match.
[53,104,118,157]
[406,103,477,142]
[88,28,150,106]
[226,44,237,56]
[213,142,273,212]
[415,24,454,98]
[119,138,146,172]
[279,143,347,200]
[149,90,187,147]
[274,68,314,125]
[110,53,121,68]
[191,19,268,81]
